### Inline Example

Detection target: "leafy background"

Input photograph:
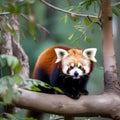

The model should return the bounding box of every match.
[1,0,120,119]
[21,1,104,119]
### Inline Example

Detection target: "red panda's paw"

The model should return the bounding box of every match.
[72,93,81,99]
[66,92,81,99]
[69,90,89,99]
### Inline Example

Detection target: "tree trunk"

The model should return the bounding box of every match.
[0,14,29,114]
[114,15,120,80]
[100,0,120,94]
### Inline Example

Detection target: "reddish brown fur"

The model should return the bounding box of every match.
[33,46,93,79]
[33,46,71,79]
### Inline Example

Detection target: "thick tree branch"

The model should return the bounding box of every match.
[12,88,120,119]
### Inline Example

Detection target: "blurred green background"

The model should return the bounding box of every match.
[2,0,118,119]
[20,1,106,119]
[21,0,104,95]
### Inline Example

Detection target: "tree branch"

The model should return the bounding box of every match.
[0,12,10,15]
[10,14,29,80]
[0,14,29,114]
[112,2,120,7]
[12,88,120,119]
[40,0,98,18]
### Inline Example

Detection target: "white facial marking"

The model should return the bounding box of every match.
[71,63,74,68]
[69,67,83,79]
[63,65,68,74]
[78,63,81,68]
[84,65,90,74]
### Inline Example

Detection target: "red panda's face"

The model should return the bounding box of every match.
[62,56,91,79]
[55,48,97,79]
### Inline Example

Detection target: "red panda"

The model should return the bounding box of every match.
[33,46,97,99]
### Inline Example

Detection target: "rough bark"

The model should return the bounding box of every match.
[0,14,29,81]
[0,14,29,114]
[11,88,120,119]
[100,0,120,94]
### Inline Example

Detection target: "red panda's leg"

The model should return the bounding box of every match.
[49,65,60,86]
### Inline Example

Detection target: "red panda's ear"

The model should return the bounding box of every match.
[54,48,68,63]
[83,48,97,62]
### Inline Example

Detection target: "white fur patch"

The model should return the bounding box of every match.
[69,67,83,78]
[84,65,90,74]
[63,65,69,74]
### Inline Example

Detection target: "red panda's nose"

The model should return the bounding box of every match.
[74,71,79,77]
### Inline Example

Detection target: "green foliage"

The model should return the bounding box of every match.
[0,0,35,14]
[79,0,98,10]
[24,79,63,94]
[0,76,21,104]
[112,4,120,16]
[0,0,37,42]
[60,14,68,24]
[59,0,100,46]
[0,55,22,104]
[0,113,37,120]
[0,55,21,74]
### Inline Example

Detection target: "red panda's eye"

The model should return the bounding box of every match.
[70,63,74,69]
[78,65,82,69]
[70,65,74,69]
[78,63,82,69]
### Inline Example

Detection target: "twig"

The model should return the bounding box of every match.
[40,0,98,19]
[112,2,120,7]
[0,12,10,15]
[21,13,50,34]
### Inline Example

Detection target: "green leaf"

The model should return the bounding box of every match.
[5,23,16,34]
[68,33,74,40]
[112,8,119,16]
[24,79,52,90]
[92,18,99,23]
[0,75,21,104]
[30,86,41,92]
[0,55,21,73]
[4,113,18,120]
[0,56,7,67]
[3,86,13,104]
[85,37,92,43]
[116,4,120,9]
[12,76,22,85]
[53,87,63,94]
[23,117,37,120]
[84,17,91,26]
[60,14,68,24]
[24,79,63,93]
